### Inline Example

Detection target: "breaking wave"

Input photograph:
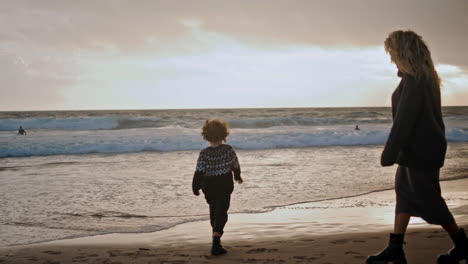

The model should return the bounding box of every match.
[0,116,162,131]
[1,126,467,158]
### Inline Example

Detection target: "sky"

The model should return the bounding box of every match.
[1,0,468,110]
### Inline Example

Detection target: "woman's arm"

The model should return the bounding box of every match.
[381,75,423,166]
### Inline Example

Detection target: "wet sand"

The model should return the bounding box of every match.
[1,178,467,264]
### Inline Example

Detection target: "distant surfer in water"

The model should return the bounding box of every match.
[17,126,27,135]
[354,125,360,130]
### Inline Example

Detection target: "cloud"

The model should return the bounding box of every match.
[438,64,468,105]
[0,51,72,110]
[0,0,467,110]
[60,30,401,109]
[0,1,190,52]
[1,0,467,66]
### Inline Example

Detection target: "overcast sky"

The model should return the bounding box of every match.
[1,0,467,110]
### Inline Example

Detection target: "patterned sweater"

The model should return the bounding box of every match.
[192,144,241,198]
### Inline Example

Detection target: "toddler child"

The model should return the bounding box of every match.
[192,119,243,256]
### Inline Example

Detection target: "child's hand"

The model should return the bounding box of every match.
[236,179,243,184]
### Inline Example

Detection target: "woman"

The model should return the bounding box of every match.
[367,30,467,264]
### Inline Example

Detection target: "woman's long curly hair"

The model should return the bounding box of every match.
[384,30,441,90]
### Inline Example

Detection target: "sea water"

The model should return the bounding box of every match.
[1,107,467,246]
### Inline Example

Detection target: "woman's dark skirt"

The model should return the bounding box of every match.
[395,165,455,225]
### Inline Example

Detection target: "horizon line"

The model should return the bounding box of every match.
[1,105,468,112]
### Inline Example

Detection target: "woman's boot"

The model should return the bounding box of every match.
[438,228,468,264]
[367,233,407,264]
[211,236,227,256]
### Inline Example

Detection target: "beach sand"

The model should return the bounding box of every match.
[1,178,467,264]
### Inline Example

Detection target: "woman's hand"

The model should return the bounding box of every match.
[381,149,396,167]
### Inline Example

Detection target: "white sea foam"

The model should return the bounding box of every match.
[1,107,467,157]
[447,128,468,142]
[227,116,391,128]
[0,116,162,131]
[1,125,467,158]
[0,115,390,131]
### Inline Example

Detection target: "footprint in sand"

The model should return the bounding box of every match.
[43,250,61,255]
[293,256,306,259]
[71,255,89,263]
[41,261,60,264]
[344,251,366,259]
[353,255,367,259]
[104,262,122,264]
[293,254,324,261]
[331,239,351,244]
[262,259,286,263]
[427,234,446,238]
[107,250,138,257]
[246,248,279,253]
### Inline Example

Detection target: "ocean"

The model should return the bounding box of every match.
[1,107,468,247]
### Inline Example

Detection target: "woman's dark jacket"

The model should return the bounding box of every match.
[381,72,447,169]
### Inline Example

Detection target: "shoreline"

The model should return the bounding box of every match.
[2,175,468,249]
[2,143,467,250]
[1,178,467,263]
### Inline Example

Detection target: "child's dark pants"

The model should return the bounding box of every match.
[207,195,231,235]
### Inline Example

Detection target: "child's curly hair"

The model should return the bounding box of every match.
[202,119,230,142]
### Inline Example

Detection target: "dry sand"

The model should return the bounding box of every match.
[1,178,467,264]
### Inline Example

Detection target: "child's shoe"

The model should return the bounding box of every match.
[211,236,227,256]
